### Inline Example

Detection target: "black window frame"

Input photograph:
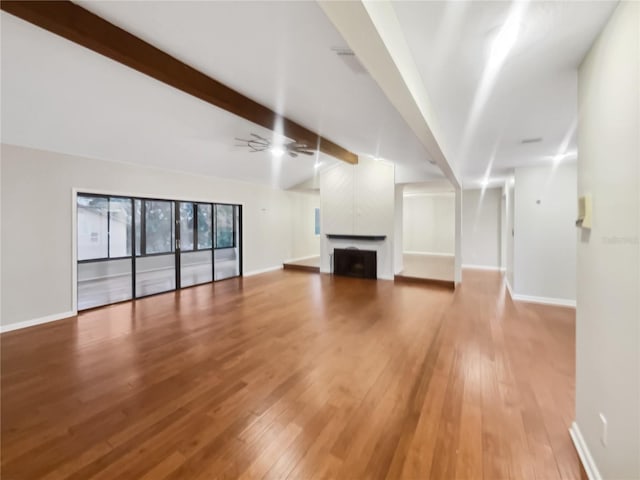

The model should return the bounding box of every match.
[78,195,239,262]
[178,202,215,253]
[77,193,243,310]
[214,203,237,250]
[142,199,175,256]
[195,203,214,251]
[77,193,133,264]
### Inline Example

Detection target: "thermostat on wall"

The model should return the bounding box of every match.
[576,194,592,229]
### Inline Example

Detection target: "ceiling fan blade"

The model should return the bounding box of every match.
[250,133,268,142]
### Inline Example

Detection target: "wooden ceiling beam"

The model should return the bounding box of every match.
[1,0,358,164]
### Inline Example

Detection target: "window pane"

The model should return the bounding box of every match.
[314,208,320,235]
[109,197,132,257]
[145,200,174,254]
[77,195,108,260]
[136,253,175,296]
[180,250,212,287]
[78,258,132,309]
[215,204,234,248]
[135,199,142,256]
[179,202,194,251]
[197,204,212,249]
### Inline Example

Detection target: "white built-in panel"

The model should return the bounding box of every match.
[319,157,396,278]
[354,160,395,235]
[320,163,354,234]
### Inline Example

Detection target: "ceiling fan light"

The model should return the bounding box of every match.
[270,146,285,158]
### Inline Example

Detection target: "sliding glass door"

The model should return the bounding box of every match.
[178,202,213,288]
[77,193,242,311]
[135,199,176,297]
[214,204,241,280]
[77,195,133,310]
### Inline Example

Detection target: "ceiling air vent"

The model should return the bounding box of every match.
[331,47,367,75]
[521,137,543,144]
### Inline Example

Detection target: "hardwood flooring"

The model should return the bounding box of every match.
[283,256,320,269]
[283,256,321,273]
[1,270,580,479]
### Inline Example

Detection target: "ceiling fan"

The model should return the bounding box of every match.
[235,133,315,158]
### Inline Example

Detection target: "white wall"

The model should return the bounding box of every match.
[505,178,515,289]
[513,164,577,304]
[574,2,639,479]
[402,193,454,254]
[454,188,462,284]
[289,191,320,260]
[461,188,501,269]
[500,188,507,270]
[0,144,296,328]
[394,185,404,274]
[320,157,395,279]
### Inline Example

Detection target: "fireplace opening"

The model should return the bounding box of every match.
[333,248,377,279]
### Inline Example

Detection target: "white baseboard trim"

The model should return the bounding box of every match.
[511,292,576,308]
[243,265,283,277]
[505,278,514,298]
[504,277,575,307]
[0,310,77,334]
[283,254,319,263]
[462,264,501,271]
[500,267,506,272]
[569,422,602,480]
[403,251,454,257]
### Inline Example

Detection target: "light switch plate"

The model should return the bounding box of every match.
[576,194,592,229]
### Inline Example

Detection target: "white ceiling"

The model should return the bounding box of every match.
[403,180,455,195]
[393,0,617,187]
[0,2,443,189]
[1,1,618,190]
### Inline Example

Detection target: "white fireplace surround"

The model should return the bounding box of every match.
[321,236,393,280]
[319,157,396,280]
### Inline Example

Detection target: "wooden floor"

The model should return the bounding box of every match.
[283,256,321,273]
[1,270,580,479]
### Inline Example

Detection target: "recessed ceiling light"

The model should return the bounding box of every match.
[489,21,519,67]
[487,3,527,70]
[552,150,577,163]
[270,147,285,158]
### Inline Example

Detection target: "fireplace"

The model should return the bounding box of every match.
[333,248,377,279]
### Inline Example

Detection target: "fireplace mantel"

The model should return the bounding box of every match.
[326,234,387,241]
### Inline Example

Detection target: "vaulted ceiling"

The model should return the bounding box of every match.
[1,1,617,190]
[1,1,441,189]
